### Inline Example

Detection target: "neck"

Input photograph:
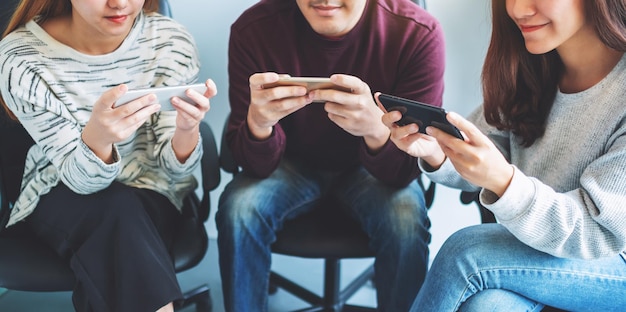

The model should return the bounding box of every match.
[558,28,623,93]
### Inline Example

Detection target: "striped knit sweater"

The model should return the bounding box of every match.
[422,54,626,260]
[0,12,202,227]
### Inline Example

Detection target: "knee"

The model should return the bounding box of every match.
[434,224,510,271]
[216,184,268,233]
[375,190,430,243]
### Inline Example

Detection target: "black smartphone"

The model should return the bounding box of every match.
[378,93,463,140]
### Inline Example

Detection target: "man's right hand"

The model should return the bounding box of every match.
[247,72,313,140]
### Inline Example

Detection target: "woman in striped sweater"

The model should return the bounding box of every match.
[0,0,216,311]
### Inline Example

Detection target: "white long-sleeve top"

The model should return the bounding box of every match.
[422,54,626,260]
[0,12,202,227]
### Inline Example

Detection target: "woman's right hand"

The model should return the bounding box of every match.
[375,92,447,169]
[82,84,160,163]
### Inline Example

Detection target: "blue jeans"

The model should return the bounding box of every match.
[410,224,626,312]
[216,160,430,311]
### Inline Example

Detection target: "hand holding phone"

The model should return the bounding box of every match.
[262,77,352,93]
[115,83,206,111]
[378,93,463,140]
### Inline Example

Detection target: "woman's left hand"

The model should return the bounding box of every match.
[428,112,514,197]
[171,78,217,131]
[170,79,217,162]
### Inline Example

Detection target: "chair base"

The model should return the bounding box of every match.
[176,285,212,312]
[270,259,376,312]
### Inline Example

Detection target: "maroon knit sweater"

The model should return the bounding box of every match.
[227,0,445,187]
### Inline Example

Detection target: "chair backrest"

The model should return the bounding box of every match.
[0,0,19,36]
[159,0,173,18]
[0,111,34,229]
[413,0,427,9]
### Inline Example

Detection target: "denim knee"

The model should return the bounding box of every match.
[439,224,511,259]
[366,187,430,245]
[216,183,273,236]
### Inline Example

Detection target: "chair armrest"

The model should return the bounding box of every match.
[459,190,497,224]
[198,121,221,221]
[218,113,240,175]
[0,164,9,231]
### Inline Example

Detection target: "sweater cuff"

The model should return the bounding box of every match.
[480,165,535,221]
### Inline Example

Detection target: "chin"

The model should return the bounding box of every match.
[312,24,347,37]
[524,43,553,55]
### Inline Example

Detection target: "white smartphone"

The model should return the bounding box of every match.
[262,77,352,93]
[115,83,206,111]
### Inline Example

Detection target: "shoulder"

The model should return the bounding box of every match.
[0,23,40,60]
[373,0,441,33]
[140,12,196,45]
[0,23,44,88]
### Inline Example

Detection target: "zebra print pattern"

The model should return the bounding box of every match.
[0,12,202,227]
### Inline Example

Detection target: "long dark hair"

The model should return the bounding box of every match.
[0,0,160,120]
[482,0,626,146]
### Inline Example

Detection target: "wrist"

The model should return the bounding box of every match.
[488,164,514,197]
[422,150,446,170]
[363,126,390,154]
[246,117,273,141]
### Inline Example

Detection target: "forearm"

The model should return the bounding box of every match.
[171,125,200,163]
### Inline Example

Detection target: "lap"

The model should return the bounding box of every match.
[218,160,428,237]
[26,182,181,254]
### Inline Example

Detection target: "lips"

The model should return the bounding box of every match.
[312,4,341,17]
[314,5,340,10]
[106,15,128,23]
[520,24,545,33]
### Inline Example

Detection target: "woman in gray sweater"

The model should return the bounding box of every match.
[377,0,626,311]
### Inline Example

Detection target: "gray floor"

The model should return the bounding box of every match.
[0,185,480,311]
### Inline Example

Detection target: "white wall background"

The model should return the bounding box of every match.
[169,0,492,245]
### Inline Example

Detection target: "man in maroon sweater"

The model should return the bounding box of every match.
[216,0,445,310]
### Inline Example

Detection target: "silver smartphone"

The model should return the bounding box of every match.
[262,77,352,93]
[115,83,206,111]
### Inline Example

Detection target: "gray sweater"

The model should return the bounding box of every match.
[423,54,626,260]
[0,12,202,227]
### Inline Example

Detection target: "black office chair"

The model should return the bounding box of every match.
[0,115,219,312]
[219,114,435,311]
[0,1,219,311]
